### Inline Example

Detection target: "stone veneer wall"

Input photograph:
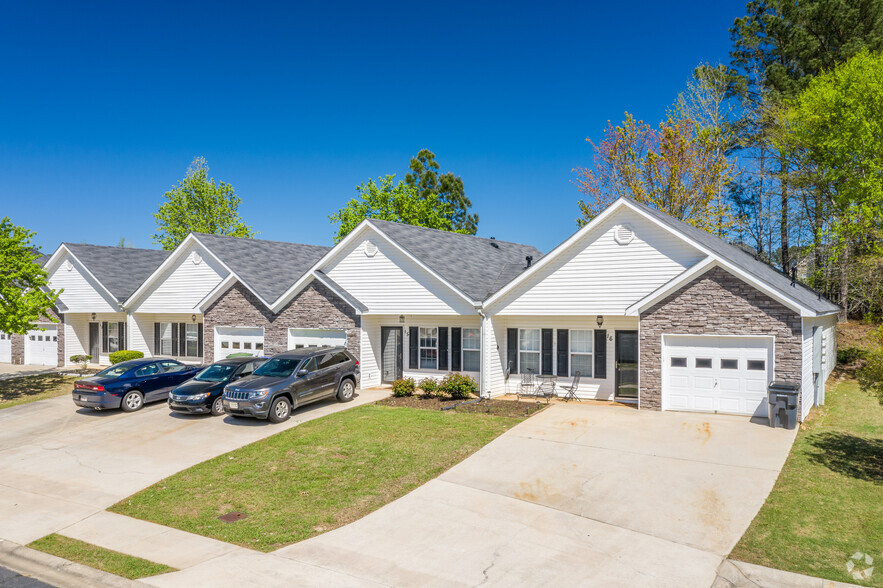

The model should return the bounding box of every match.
[639,266,802,411]
[203,281,360,364]
[9,307,63,366]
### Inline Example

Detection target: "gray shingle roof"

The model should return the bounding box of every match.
[192,233,330,303]
[624,198,840,314]
[63,244,171,303]
[367,220,544,301]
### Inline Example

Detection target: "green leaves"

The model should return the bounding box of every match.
[152,157,257,250]
[0,217,59,335]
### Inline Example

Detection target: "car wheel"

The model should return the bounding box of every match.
[121,390,144,412]
[337,379,355,402]
[268,397,291,423]
[211,396,224,416]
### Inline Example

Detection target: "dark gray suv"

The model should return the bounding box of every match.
[222,347,359,422]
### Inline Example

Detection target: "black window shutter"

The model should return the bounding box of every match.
[557,329,569,376]
[408,326,418,370]
[101,322,108,353]
[154,323,160,355]
[594,330,607,379]
[119,322,126,351]
[180,323,188,356]
[451,328,462,372]
[172,323,180,357]
[506,329,518,375]
[438,327,448,371]
[541,328,553,375]
[198,323,204,357]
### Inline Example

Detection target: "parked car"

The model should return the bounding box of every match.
[168,356,267,416]
[222,347,359,423]
[72,359,200,412]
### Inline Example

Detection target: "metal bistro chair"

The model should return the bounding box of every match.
[517,369,537,400]
[559,371,582,402]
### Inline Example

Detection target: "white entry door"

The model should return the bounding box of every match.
[662,335,773,417]
[25,325,58,366]
[214,327,264,360]
[288,328,347,350]
[0,332,11,363]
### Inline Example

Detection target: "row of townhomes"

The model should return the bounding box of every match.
[3,198,840,421]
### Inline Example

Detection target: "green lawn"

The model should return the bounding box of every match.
[28,534,176,579]
[0,373,77,409]
[731,378,883,586]
[110,404,526,552]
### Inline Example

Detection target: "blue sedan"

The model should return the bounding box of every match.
[72,358,200,412]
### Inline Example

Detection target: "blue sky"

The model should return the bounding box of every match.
[1,0,746,254]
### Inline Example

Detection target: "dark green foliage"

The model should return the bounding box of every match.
[418,377,440,398]
[391,377,416,397]
[69,355,91,370]
[439,372,478,400]
[109,350,144,364]
[837,347,867,365]
[405,149,478,234]
[0,218,59,335]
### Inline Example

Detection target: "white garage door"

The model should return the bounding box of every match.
[25,325,58,366]
[0,332,11,363]
[662,335,773,417]
[215,327,264,359]
[288,328,347,350]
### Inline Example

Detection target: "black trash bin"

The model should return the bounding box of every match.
[767,381,800,429]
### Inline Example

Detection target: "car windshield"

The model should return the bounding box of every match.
[253,358,302,378]
[95,363,135,378]
[194,364,236,382]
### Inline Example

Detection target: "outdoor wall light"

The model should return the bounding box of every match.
[191,314,197,323]
[399,315,405,324]
[596,315,604,328]
[91,313,96,321]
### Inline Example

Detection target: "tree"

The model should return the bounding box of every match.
[574,113,734,231]
[153,157,257,250]
[778,50,883,318]
[405,149,478,234]
[0,217,59,334]
[330,175,460,243]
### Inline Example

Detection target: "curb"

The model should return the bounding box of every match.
[0,539,144,588]
[713,559,865,588]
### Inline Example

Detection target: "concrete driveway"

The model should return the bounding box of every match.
[144,403,796,587]
[0,365,58,381]
[0,388,387,546]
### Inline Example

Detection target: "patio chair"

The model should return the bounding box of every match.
[559,371,582,402]
[517,370,537,400]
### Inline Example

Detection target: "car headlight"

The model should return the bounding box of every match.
[248,389,269,399]
[189,392,210,400]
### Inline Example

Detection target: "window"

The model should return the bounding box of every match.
[221,341,229,349]
[159,322,174,355]
[134,363,160,377]
[462,328,481,372]
[232,341,241,349]
[519,329,540,374]
[721,359,738,370]
[419,327,438,369]
[570,330,593,377]
[254,358,301,378]
[105,322,121,354]
[695,358,712,369]
[670,357,687,367]
[255,342,264,350]
[747,360,766,371]
[301,357,319,373]
[159,360,186,373]
[184,324,199,357]
[244,342,252,350]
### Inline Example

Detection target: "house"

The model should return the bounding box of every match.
[40,244,170,366]
[123,233,359,364]
[480,197,839,420]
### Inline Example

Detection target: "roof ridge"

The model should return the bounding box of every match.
[366,219,540,251]
[63,242,165,253]
[191,232,331,250]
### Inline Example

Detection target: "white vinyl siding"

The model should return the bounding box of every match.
[518,329,541,374]
[131,246,227,313]
[570,329,593,378]
[323,232,475,315]
[801,315,838,420]
[48,256,119,313]
[62,312,127,365]
[490,209,704,316]
[128,313,203,360]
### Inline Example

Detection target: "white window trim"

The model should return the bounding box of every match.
[518,328,541,374]
[419,327,438,370]
[569,329,594,378]
[462,327,481,373]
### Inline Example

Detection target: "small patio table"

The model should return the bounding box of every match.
[535,374,557,402]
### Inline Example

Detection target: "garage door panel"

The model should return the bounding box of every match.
[25,326,58,366]
[288,329,347,350]
[0,332,11,363]
[215,327,264,360]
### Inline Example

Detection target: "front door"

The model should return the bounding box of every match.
[88,322,100,364]
[615,330,639,401]
[380,327,403,384]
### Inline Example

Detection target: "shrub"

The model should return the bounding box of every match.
[837,346,867,365]
[69,354,91,371]
[109,350,144,364]
[418,378,439,398]
[439,372,478,400]
[391,377,416,397]
[858,346,883,405]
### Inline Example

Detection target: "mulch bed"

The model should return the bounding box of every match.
[376,395,547,418]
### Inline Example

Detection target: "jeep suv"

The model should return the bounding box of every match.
[221,347,359,422]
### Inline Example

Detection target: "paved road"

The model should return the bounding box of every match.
[0,564,55,587]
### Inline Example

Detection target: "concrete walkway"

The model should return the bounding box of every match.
[0,365,58,381]
[136,403,796,587]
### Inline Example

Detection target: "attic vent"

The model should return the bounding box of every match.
[191,251,203,265]
[63,260,73,272]
[364,240,378,258]
[614,224,635,245]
